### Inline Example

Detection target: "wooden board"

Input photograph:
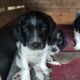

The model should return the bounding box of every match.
[25,0,80,24]
[0,0,80,26]
[54,52,80,64]
[0,9,26,27]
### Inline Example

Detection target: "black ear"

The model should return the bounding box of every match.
[47,15,56,45]
[13,15,25,44]
[59,30,67,50]
[48,16,56,31]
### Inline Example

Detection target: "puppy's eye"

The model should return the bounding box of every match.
[42,27,46,32]
[23,26,32,32]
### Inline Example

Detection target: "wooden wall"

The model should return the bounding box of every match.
[0,0,80,27]
[25,0,80,24]
[0,0,26,27]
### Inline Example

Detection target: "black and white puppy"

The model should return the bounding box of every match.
[13,11,56,80]
[73,16,80,50]
[47,27,67,65]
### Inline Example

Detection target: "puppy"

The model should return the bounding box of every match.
[73,16,80,50]
[12,11,56,80]
[47,27,67,65]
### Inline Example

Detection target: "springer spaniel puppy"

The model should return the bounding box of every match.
[30,26,67,80]
[73,16,80,50]
[12,11,67,80]
[12,11,56,80]
[47,27,67,65]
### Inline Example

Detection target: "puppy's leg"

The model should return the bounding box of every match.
[47,56,61,65]
[21,55,31,80]
[39,53,50,76]
[12,71,21,80]
[12,55,30,80]
[31,66,45,80]
[33,49,50,80]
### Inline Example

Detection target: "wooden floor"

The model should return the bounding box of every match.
[54,52,80,64]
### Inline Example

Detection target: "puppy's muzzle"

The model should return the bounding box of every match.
[29,40,43,50]
[31,41,41,49]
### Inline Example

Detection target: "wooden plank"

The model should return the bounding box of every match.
[54,52,80,64]
[0,9,26,27]
[0,0,24,7]
[46,10,76,24]
[25,0,80,24]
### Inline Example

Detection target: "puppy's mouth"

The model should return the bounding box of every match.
[27,41,45,50]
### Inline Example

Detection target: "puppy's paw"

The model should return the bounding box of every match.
[47,55,61,66]
[48,61,61,66]
[31,66,50,80]
[41,66,50,76]
[12,71,21,80]
[30,68,44,80]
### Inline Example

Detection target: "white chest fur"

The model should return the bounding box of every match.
[16,42,49,65]
[21,46,44,64]
[74,30,80,50]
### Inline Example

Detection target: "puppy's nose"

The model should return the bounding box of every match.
[32,42,41,48]
[51,48,57,52]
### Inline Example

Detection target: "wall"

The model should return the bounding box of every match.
[0,0,26,27]
[25,0,80,24]
[0,0,80,27]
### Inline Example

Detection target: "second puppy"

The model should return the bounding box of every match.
[47,26,67,65]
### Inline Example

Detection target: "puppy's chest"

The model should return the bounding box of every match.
[74,30,80,42]
[21,46,43,64]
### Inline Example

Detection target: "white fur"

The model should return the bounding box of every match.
[47,56,61,65]
[31,16,36,26]
[33,30,38,42]
[74,30,80,50]
[13,41,61,80]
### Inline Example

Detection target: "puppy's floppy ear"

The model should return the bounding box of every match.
[47,15,56,44]
[59,30,67,50]
[13,15,25,44]
[48,16,56,31]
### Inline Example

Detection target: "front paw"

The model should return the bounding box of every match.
[31,67,44,80]
[41,66,50,76]
[31,66,50,80]
[48,61,61,66]
[12,71,21,80]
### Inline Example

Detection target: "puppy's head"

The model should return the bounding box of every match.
[48,29,67,54]
[14,11,56,50]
